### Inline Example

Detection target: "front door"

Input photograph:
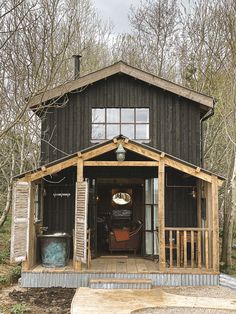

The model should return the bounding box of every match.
[144,178,159,260]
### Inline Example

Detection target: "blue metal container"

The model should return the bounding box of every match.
[38,233,71,267]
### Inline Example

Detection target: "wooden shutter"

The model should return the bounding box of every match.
[75,180,89,264]
[10,181,30,263]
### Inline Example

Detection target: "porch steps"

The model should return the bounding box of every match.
[89,278,152,289]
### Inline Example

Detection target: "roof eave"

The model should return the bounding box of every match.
[28,61,213,111]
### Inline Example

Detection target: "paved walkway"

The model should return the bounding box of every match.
[71,287,236,314]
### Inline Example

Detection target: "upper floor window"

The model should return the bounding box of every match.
[91,108,149,142]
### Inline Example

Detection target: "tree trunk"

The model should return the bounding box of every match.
[0,182,13,227]
[0,154,15,227]
[221,152,236,269]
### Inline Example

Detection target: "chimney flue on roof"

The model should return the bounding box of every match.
[72,55,82,79]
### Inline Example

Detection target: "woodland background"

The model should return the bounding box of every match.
[0,0,235,271]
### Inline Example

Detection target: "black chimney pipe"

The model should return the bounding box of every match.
[72,55,82,79]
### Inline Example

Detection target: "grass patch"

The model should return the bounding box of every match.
[10,303,29,314]
[0,274,8,285]
[0,216,11,264]
[0,305,7,313]
[0,217,22,287]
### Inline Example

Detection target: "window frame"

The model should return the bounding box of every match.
[91,107,150,143]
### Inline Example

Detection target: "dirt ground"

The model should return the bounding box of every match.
[0,284,75,314]
[1,284,236,314]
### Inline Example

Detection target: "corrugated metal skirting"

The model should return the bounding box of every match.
[220,273,236,290]
[21,272,219,288]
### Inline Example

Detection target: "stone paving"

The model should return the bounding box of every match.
[71,287,236,314]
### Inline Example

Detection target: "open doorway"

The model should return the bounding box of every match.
[88,178,144,257]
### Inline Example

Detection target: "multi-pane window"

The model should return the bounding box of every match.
[91,108,149,142]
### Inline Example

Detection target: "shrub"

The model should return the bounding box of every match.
[10,265,21,282]
[0,275,8,285]
[0,249,10,264]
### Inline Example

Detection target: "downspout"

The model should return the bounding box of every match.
[200,99,216,167]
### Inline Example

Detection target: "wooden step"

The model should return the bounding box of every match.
[89,278,152,289]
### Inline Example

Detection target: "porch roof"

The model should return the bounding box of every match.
[29,61,213,112]
[15,135,224,185]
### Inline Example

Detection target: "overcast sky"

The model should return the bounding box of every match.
[93,0,192,33]
[93,0,140,33]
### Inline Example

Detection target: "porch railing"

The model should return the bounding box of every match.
[164,228,212,270]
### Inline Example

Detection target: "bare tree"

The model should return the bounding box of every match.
[179,0,236,269]
[113,0,236,269]
[0,0,112,226]
[113,0,180,79]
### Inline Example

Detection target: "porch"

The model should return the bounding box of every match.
[11,136,224,287]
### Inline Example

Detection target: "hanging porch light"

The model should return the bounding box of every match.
[116,143,126,161]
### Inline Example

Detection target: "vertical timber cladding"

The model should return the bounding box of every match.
[75,181,89,264]
[10,181,31,263]
[40,75,201,165]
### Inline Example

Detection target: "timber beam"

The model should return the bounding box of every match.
[17,140,224,186]
[82,142,118,160]
[164,157,223,185]
[84,161,158,167]
[123,142,160,161]
[23,156,78,182]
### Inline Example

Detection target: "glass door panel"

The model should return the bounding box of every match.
[144,178,158,259]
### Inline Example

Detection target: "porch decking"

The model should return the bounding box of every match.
[30,257,159,273]
[21,257,219,288]
[29,256,216,274]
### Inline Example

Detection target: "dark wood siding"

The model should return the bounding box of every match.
[41,74,201,165]
[43,168,76,235]
[165,168,197,227]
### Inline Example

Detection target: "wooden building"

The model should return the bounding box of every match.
[10,60,224,288]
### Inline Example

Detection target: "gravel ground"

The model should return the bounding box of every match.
[133,308,234,313]
[132,286,236,314]
[163,286,236,298]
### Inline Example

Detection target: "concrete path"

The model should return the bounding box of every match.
[71,287,236,314]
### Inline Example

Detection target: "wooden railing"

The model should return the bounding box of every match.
[164,228,212,270]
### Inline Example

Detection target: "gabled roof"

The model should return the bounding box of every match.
[16,135,224,185]
[29,61,213,111]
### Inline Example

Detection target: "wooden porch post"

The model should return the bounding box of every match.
[77,157,83,182]
[158,159,166,271]
[211,175,219,272]
[74,157,84,271]
[197,179,202,228]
